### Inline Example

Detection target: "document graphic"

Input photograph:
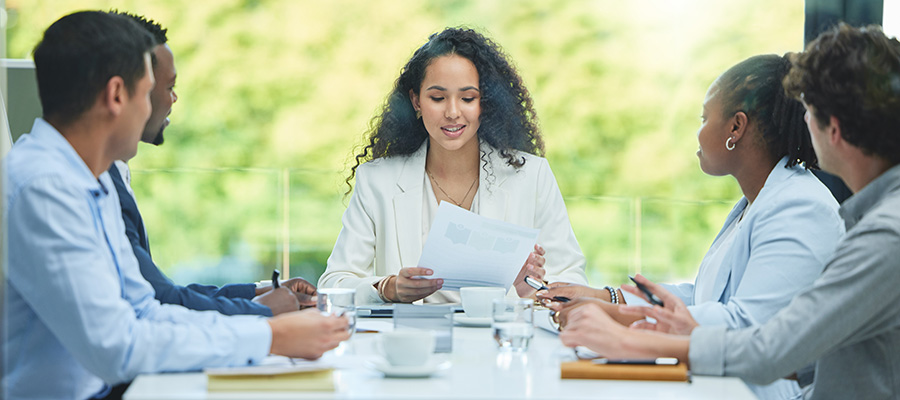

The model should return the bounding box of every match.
[418,202,540,290]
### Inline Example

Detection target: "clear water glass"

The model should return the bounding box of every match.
[317,288,357,334]
[492,298,534,352]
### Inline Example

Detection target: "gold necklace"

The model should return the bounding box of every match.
[426,169,478,207]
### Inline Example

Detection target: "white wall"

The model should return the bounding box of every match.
[885,0,900,38]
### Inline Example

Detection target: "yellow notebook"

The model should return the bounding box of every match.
[205,364,334,391]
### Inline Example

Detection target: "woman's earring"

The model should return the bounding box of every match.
[726,137,736,151]
[415,109,422,119]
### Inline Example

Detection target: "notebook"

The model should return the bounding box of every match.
[560,359,690,382]
[205,358,334,391]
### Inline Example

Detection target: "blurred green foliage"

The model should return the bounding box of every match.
[7,0,803,287]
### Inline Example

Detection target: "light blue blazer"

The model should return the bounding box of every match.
[661,158,844,399]
[662,157,844,329]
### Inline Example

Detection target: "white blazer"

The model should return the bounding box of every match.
[319,141,587,304]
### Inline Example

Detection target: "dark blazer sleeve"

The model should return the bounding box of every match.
[186,282,257,299]
[108,165,273,317]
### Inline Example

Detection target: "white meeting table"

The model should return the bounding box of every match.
[124,315,756,399]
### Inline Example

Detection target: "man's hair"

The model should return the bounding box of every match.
[32,11,156,125]
[110,10,169,45]
[110,10,168,68]
[111,11,168,45]
[783,23,900,165]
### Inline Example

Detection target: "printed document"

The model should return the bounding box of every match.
[418,202,539,290]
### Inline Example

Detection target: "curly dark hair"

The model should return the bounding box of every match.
[717,54,817,169]
[783,23,900,165]
[345,27,544,192]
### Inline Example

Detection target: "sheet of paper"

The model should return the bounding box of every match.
[418,202,540,290]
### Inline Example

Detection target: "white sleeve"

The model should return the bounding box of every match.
[318,164,384,303]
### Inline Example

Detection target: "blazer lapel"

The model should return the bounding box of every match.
[707,197,747,302]
[394,144,427,268]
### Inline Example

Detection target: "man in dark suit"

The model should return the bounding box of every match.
[108,12,315,317]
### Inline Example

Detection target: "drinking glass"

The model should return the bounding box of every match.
[492,298,534,352]
[317,288,357,334]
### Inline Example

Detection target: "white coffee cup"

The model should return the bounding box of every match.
[460,287,506,318]
[381,330,435,367]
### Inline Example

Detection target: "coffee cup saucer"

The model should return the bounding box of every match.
[454,315,492,327]
[369,357,451,378]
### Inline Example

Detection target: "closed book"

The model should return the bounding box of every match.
[206,364,334,391]
[560,360,690,382]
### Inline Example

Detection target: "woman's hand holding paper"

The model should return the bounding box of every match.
[388,267,443,303]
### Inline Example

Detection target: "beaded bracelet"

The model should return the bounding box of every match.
[603,286,619,304]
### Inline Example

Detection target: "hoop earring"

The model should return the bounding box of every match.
[415,109,422,119]
[725,137,736,151]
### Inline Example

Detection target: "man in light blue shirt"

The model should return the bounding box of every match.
[3,11,349,400]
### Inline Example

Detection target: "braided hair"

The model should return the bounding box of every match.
[717,54,817,168]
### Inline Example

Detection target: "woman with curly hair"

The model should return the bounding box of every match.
[318,27,587,304]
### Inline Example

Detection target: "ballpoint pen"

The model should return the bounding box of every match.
[524,276,571,302]
[592,357,679,365]
[272,269,280,289]
[628,275,664,307]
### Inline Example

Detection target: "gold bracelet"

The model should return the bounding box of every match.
[376,275,393,303]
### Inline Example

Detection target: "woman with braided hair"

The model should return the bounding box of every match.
[541,54,845,399]
[319,27,587,305]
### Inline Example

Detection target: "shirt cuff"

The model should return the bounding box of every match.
[620,288,649,306]
[689,325,727,376]
[355,277,386,304]
[233,283,258,299]
[228,316,272,365]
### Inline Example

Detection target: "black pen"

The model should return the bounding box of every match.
[272,269,280,289]
[629,275,663,307]
[525,276,571,302]
[592,357,678,365]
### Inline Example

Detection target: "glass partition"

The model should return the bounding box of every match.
[132,167,734,288]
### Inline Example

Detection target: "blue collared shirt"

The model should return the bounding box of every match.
[3,119,271,400]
